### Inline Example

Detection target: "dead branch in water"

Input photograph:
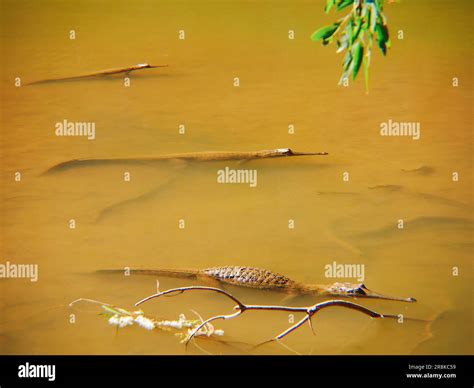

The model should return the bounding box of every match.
[135,286,417,347]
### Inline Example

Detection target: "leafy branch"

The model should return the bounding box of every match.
[311,0,394,91]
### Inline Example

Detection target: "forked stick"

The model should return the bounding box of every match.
[135,286,245,309]
[135,286,412,346]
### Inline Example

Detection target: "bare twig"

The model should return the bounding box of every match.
[256,299,386,348]
[135,286,245,309]
[135,286,411,347]
[187,310,242,345]
[69,298,113,308]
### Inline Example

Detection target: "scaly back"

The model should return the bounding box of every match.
[202,266,297,290]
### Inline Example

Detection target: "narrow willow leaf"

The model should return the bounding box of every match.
[375,22,389,55]
[377,22,389,41]
[351,18,362,44]
[361,2,368,17]
[343,50,352,71]
[339,57,354,85]
[116,308,132,315]
[377,41,386,55]
[311,23,340,41]
[337,0,354,11]
[375,0,384,12]
[352,42,364,80]
[345,19,353,43]
[370,4,378,32]
[363,4,371,30]
[102,305,123,315]
[325,0,336,13]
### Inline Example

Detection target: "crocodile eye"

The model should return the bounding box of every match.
[348,285,367,296]
[355,285,367,295]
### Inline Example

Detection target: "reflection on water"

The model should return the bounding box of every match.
[0,0,472,355]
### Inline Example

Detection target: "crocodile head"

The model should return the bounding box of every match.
[137,63,169,69]
[276,148,294,156]
[266,148,328,157]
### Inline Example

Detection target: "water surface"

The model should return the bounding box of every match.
[0,0,472,355]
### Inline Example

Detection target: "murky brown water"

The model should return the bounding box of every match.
[1,0,472,355]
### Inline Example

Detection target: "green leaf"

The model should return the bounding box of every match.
[363,5,371,30]
[376,22,389,42]
[324,0,336,13]
[375,22,389,55]
[375,0,384,12]
[336,0,353,11]
[351,18,363,44]
[370,4,378,32]
[311,23,340,41]
[352,42,364,80]
[343,50,352,71]
[102,305,122,315]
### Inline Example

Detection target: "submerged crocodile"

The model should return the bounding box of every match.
[27,63,168,85]
[46,148,329,173]
[98,265,416,302]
